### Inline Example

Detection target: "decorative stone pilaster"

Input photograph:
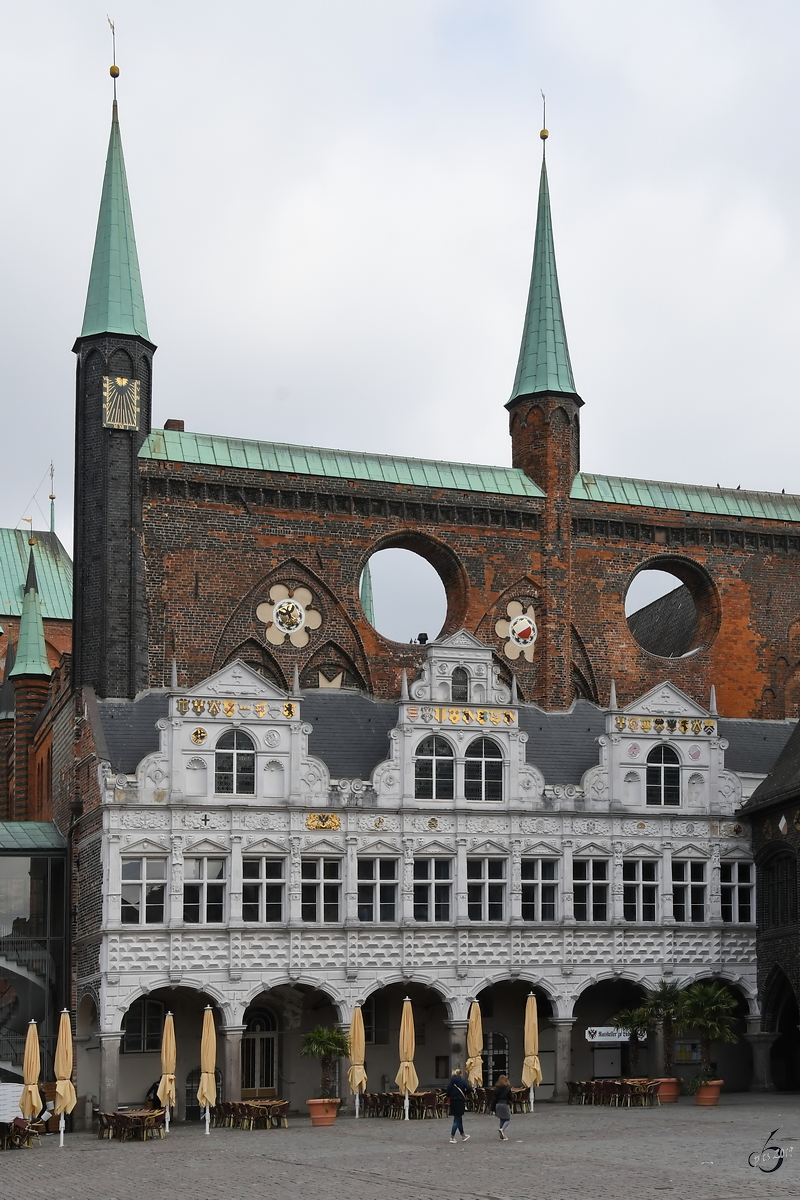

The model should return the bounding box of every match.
[551,1018,575,1102]
[744,1032,779,1092]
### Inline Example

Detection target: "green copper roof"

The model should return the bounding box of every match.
[572,473,800,522]
[140,429,546,498]
[81,102,149,340]
[0,821,65,851]
[509,158,577,402]
[0,531,72,620]
[10,552,52,679]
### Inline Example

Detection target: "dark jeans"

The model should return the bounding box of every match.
[450,1112,465,1137]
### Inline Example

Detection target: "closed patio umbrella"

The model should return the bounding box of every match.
[347,1005,367,1119]
[54,1010,77,1147]
[157,1011,177,1133]
[196,1006,217,1136]
[522,993,543,1108]
[395,998,418,1121]
[19,1019,41,1121]
[465,1001,483,1088]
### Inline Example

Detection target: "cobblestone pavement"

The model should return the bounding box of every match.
[2,1096,799,1200]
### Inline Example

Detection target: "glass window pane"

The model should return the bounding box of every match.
[145,884,164,923]
[184,859,202,880]
[379,860,396,880]
[487,860,504,879]
[301,861,317,880]
[414,886,429,920]
[541,861,557,881]
[243,860,260,879]
[466,860,482,879]
[541,885,556,920]
[322,884,339,922]
[323,860,340,879]
[121,860,141,880]
[622,862,637,881]
[206,884,225,922]
[434,860,451,880]
[301,884,317,921]
[521,860,537,881]
[146,859,166,880]
[242,884,260,921]
[183,884,201,923]
[264,885,283,922]
[264,860,283,879]
[414,861,429,881]
[121,886,141,923]
[573,862,588,881]
[358,860,374,880]
[592,861,608,881]
[433,884,450,920]
[642,862,657,882]
[207,859,225,880]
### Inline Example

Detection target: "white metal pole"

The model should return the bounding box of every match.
[59,1112,65,1147]
[165,1104,170,1134]
[404,1088,409,1121]
[204,1102,210,1134]
[355,1090,360,1118]
[530,1085,534,1112]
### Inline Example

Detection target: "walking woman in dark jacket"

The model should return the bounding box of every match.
[491,1075,512,1140]
[446,1069,473,1143]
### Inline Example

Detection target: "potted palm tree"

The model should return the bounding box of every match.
[612,1006,652,1076]
[642,981,686,1102]
[680,982,739,1106]
[300,1025,350,1125]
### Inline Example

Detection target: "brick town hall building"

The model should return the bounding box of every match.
[2,93,800,1116]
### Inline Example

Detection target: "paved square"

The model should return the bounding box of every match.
[2,1096,799,1200]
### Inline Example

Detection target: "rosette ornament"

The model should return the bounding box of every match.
[257,584,323,648]
[495,600,538,662]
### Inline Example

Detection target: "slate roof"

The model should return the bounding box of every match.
[718,719,796,777]
[302,690,399,779]
[627,586,697,659]
[0,530,72,620]
[96,692,169,773]
[0,821,66,851]
[140,430,545,498]
[518,700,607,785]
[573,472,800,524]
[740,719,800,812]
[86,688,795,792]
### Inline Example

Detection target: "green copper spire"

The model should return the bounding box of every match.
[509,155,576,401]
[10,550,51,679]
[81,101,149,340]
[360,562,375,626]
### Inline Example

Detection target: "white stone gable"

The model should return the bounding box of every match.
[624,681,708,718]
[183,659,289,700]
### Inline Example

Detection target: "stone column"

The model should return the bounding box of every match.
[551,1019,575,1102]
[446,1020,469,1074]
[229,835,243,924]
[455,839,468,922]
[744,1032,779,1092]
[220,1025,246,1102]
[98,1032,123,1113]
[661,842,674,922]
[561,840,574,922]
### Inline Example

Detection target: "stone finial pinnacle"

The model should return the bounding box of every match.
[400,669,409,701]
[609,679,617,710]
[709,684,718,716]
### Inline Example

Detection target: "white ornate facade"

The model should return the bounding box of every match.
[77,635,761,1112]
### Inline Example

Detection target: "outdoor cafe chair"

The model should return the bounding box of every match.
[565,1081,581,1105]
[418,1091,438,1119]
[510,1087,530,1114]
[643,1081,661,1107]
[270,1100,289,1128]
[11,1117,41,1148]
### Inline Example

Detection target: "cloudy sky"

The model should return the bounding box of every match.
[1,1,799,634]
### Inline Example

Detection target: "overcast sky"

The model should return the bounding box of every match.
[2,0,799,573]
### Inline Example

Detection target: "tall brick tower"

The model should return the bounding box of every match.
[72,80,155,698]
[9,549,52,818]
[507,130,582,708]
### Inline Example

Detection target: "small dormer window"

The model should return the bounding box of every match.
[451,667,469,703]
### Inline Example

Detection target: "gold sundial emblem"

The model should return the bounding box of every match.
[102,376,140,430]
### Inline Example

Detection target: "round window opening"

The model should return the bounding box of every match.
[625,559,719,658]
[360,548,448,644]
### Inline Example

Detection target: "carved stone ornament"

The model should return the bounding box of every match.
[494,601,537,662]
[256,585,323,648]
[306,813,341,831]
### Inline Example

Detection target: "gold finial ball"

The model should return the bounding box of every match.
[540,128,549,140]
[110,64,120,78]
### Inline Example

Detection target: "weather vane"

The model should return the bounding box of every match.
[108,16,119,97]
[540,90,548,153]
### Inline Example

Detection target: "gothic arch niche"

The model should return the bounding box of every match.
[762,967,800,1091]
[223,640,287,690]
[299,641,366,691]
[108,347,135,379]
[785,663,800,718]
[571,626,598,702]
[213,558,370,691]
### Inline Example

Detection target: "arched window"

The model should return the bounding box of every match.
[451,667,469,703]
[465,738,503,802]
[762,853,798,929]
[414,736,454,800]
[646,744,680,806]
[215,729,256,795]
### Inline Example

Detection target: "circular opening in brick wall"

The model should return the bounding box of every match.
[624,557,720,658]
[361,548,448,643]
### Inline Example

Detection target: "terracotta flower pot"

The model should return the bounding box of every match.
[653,1078,680,1103]
[306,1097,341,1126]
[694,1081,723,1106]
